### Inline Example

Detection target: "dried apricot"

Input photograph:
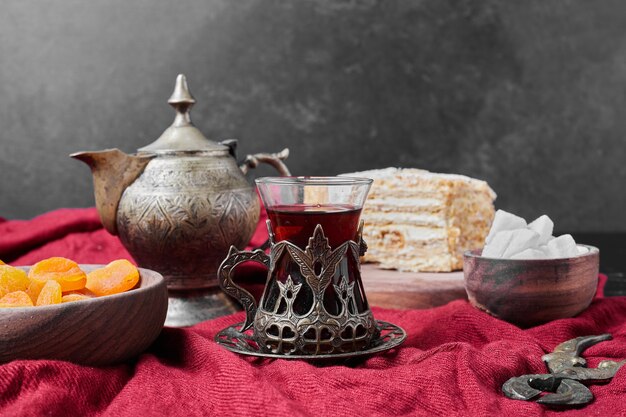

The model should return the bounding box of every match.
[0,265,30,297]
[0,291,33,307]
[86,259,139,296]
[25,280,46,304]
[80,288,97,296]
[36,280,62,306]
[61,293,91,303]
[65,289,94,297]
[29,257,86,292]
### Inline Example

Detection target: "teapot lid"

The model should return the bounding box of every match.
[138,74,228,153]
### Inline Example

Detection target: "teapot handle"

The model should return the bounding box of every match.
[217,246,270,332]
[239,148,291,176]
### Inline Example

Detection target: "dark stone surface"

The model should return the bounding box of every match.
[0,0,625,231]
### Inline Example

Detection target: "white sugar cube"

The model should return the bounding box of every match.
[482,210,585,260]
[577,245,589,255]
[502,229,541,258]
[528,215,554,246]
[546,234,578,258]
[510,248,547,260]
[482,230,515,258]
[485,210,527,244]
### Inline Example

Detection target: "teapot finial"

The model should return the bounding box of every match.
[169,74,196,127]
[138,74,227,153]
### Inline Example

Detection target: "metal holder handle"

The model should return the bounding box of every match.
[239,148,291,176]
[217,247,270,332]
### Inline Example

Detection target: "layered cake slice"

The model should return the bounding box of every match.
[344,168,496,272]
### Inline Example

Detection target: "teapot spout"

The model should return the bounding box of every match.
[71,149,154,235]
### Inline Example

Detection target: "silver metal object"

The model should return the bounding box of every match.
[215,320,406,360]
[502,334,626,406]
[71,74,290,327]
[216,222,406,359]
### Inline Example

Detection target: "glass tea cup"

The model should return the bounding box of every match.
[217,176,377,356]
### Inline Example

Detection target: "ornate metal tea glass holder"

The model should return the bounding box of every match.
[215,221,406,359]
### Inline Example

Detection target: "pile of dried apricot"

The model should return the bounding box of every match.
[0,257,139,308]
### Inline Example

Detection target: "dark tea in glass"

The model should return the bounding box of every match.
[218,176,375,355]
[266,204,361,248]
[265,203,367,317]
[257,178,372,324]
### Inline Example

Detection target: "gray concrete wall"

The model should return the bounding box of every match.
[0,0,624,232]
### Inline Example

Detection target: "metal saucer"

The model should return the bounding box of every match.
[215,320,406,360]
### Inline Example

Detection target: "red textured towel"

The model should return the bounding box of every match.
[0,208,625,417]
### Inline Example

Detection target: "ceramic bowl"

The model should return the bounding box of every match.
[0,265,168,365]
[463,245,599,327]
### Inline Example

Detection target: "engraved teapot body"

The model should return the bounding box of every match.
[72,75,290,326]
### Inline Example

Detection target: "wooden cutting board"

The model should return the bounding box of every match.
[360,264,467,310]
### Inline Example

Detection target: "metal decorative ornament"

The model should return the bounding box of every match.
[216,222,406,359]
[502,334,626,406]
[215,320,406,360]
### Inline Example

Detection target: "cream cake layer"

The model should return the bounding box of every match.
[344,168,496,272]
[362,224,457,271]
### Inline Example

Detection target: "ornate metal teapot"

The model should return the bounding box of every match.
[71,74,290,327]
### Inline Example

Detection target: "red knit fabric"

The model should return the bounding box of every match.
[0,208,624,417]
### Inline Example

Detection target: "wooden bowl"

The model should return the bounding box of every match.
[463,245,599,327]
[0,265,168,365]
